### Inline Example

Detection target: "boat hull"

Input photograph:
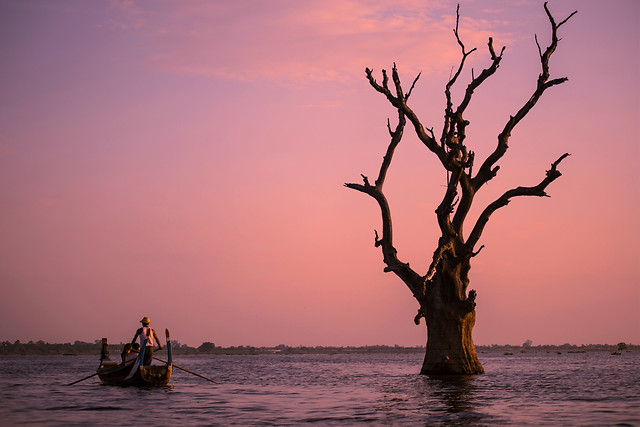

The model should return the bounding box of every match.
[96,330,173,387]
[98,360,172,387]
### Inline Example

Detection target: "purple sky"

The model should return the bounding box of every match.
[1,0,638,347]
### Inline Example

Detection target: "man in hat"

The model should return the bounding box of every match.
[129,317,163,365]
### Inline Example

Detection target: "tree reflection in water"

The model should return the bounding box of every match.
[426,375,478,414]
[376,374,501,425]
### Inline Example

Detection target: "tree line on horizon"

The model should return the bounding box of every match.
[0,340,634,356]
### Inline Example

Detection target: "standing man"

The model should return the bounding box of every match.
[130,317,163,365]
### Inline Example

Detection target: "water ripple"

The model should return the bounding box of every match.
[0,352,638,425]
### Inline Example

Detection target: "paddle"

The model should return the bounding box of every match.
[154,355,218,384]
[66,371,99,386]
[130,348,218,384]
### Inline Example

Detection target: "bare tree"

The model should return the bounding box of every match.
[345,2,577,375]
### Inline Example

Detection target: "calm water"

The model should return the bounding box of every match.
[0,351,638,425]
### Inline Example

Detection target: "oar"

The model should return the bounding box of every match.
[66,371,99,386]
[157,356,218,384]
[131,348,218,384]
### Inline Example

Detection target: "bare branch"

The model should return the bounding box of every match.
[406,72,421,100]
[391,63,404,101]
[344,106,423,296]
[442,5,479,146]
[365,66,446,166]
[473,3,576,191]
[365,68,391,99]
[471,245,485,257]
[374,229,382,247]
[466,153,570,252]
[453,5,478,60]
[455,37,504,118]
[435,6,508,239]
[351,4,574,328]
[488,37,505,61]
[376,111,405,189]
[445,33,505,235]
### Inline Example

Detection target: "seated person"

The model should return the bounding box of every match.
[121,343,140,364]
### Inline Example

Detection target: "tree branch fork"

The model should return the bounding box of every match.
[345,2,576,314]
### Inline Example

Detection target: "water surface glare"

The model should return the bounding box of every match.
[0,351,638,425]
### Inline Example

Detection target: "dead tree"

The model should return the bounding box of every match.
[345,3,576,374]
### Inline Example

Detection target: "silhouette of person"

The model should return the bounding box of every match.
[129,317,163,365]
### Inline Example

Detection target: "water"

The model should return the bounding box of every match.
[0,351,638,425]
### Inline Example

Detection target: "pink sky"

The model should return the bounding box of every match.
[1,0,638,347]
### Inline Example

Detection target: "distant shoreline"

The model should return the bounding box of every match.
[1,340,635,356]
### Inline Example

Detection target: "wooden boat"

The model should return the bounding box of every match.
[97,328,172,387]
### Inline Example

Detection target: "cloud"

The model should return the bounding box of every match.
[106,0,146,29]
[107,0,510,85]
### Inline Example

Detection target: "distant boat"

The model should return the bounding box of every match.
[97,329,172,387]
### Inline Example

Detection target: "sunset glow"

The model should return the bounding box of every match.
[1,0,638,348]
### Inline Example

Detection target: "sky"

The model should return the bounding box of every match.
[1,0,638,348]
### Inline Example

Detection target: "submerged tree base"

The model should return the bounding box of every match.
[420,350,484,375]
[345,3,576,379]
[420,309,484,375]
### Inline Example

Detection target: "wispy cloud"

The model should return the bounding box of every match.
[106,0,511,84]
[106,0,147,29]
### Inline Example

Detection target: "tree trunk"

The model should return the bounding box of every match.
[420,261,484,375]
[346,2,575,377]
[422,308,483,375]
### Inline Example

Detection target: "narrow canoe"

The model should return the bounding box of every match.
[97,328,173,387]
